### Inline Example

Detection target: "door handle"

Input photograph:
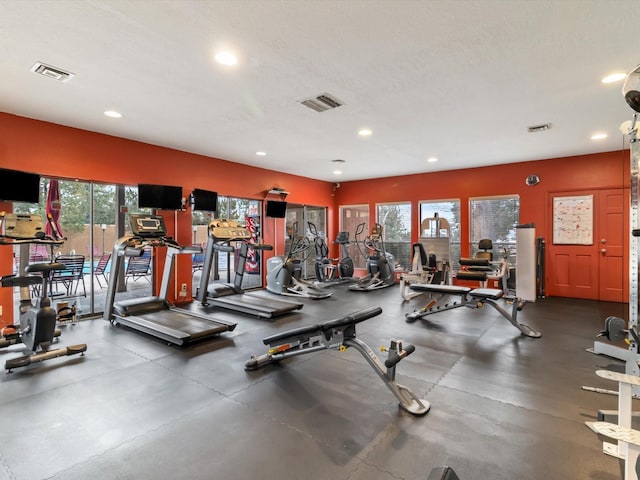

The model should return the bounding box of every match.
[601,248,607,254]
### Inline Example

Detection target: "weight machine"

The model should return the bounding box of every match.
[590,70,640,379]
[585,66,640,480]
[400,214,450,301]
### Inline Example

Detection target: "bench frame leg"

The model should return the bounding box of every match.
[245,325,430,416]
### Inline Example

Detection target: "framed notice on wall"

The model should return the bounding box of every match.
[552,194,593,245]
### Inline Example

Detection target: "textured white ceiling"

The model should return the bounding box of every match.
[1,0,638,181]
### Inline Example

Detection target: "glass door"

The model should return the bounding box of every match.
[284,204,326,279]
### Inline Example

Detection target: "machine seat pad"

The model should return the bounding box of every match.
[114,296,169,316]
[469,288,503,300]
[456,271,488,281]
[409,284,471,295]
[459,258,490,267]
[262,306,382,345]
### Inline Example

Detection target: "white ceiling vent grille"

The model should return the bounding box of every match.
[31,62,75,82]
[300,93,343,112]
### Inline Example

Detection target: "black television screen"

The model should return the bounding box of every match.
[137,184,183,210]
[191,188,218,212]
[0,169,41,203]
[266,200,287,218]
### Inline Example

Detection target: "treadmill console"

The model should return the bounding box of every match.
[0,213,45,239]
[130,214,167,238]
[208,219,252,241]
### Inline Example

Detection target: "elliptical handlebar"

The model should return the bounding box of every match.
[353,222,368,260]
[307,221,319,237]
[356,222,387,257]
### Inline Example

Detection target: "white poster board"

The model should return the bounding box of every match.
[552,195,593,245]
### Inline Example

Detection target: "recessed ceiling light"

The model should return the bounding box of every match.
[427,157,438,163]
[591,132,608,140]
[256,151,266,156]
[215,51,238,66]
[602,72,627,84]
[358,128,372,136]
[333,170,342,175]
[104,110,122,118]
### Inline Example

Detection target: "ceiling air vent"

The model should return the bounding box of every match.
[31,62,75,82]
[300,93,343,112]
[527,123,551,133]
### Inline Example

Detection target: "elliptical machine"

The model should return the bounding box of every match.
[266,222,331,299]
[349,222,396,291]
[308,221,354,286]
[0,213,87,372]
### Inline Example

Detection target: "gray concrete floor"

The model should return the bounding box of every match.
[0,284,632,480]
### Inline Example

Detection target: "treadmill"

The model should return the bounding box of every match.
[103,214,237,345]
[194,219,303,318]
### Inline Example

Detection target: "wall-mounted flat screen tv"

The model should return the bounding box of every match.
[0,168,41,203]
[191,188,218,212]
[266,200,287,218]
[137,184,183,210]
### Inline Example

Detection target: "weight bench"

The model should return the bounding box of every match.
[245,306,430,416]
[406,284,541,338]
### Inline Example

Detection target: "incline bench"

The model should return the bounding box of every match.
[406,284,541,338]
[245,306,430,415]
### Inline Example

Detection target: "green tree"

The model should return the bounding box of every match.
[57,180,90,234]
[93,184,117,224]
[378,204,410,242]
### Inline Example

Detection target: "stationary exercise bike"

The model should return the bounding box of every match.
[266,222,331,299]
[349,222,396,291]
[307,221,354,285]
[0,213,87,372]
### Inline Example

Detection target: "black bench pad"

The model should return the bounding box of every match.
[409,284,471,294]
[262,306,382,345]
[456,271,488,281]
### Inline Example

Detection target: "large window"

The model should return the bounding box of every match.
[339,204,369,269]
[11,180,149,319]
[469,195,519,261]
[419,199,461,270]
[376,202,411,270]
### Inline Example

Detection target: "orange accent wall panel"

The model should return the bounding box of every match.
[0,113,334,208]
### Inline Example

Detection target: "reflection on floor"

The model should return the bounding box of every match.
[0,284,629,480]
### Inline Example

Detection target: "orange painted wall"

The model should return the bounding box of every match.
[0,113,336,324]
[333,150,628,260]
[0,111,630,325]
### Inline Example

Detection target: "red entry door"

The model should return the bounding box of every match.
[547,189,628,302]
[598,189,628,302]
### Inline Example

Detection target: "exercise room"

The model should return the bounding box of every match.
[1,2,639,479]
